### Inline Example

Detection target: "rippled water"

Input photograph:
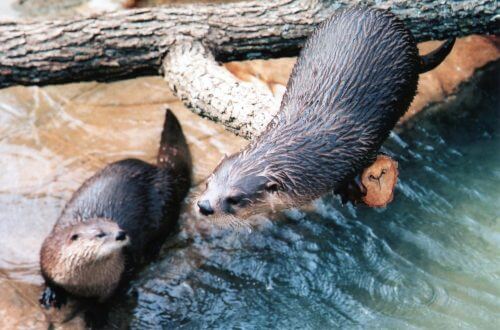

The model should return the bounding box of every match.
[0,1,498,328]
[0,66,498,330]
[100,65,500,329]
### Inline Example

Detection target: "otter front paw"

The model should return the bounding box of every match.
[335,155,399,207]
[336,175,367,205]
[40,286,67,309]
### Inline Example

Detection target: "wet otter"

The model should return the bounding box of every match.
[196,7,455,225]
[40,109,191,308]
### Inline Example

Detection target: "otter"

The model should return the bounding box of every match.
[40,109,191,308]
[195,6,455,225]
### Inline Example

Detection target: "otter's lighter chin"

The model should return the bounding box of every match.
[212,215,252,231]
[97,238,129,259]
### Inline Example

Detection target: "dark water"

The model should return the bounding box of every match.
[103,65,499,329]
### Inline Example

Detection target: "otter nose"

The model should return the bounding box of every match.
[116,231,127,241]
[197,200,214,216]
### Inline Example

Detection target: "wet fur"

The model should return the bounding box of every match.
[41,219,128,301]
[199,7,453,224]
[40,110,191,306]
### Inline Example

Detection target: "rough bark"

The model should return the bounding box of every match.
[0,0,498,88]
[163,41,280,138]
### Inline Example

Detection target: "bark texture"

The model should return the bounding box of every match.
[163,42,280,138]
[0,0,498,88]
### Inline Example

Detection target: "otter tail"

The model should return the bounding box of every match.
[157,109,192,179]
[419,38,455,73]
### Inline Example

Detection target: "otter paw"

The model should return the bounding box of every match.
[40,286,66,309]
[336,175,367,205]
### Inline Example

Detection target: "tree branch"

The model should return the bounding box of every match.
[1,0,498,88]
[162,41,279,139]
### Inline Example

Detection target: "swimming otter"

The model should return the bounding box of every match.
[40,109,191,308]
[195,7,454,225]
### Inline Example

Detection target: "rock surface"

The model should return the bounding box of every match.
[0,1,498,326]
[225,35,499,123]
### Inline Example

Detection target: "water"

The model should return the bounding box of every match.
[0,56,498,330]
[100,65,499,329]
[0,1,498,328]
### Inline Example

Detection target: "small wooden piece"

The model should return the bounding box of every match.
[361,155,399,207]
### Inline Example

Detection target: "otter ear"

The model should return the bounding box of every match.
[238,175,269,194]
[265,181,279,193]
[252,176,279,193]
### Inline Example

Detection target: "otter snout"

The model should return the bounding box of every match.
[115,231,127,241]
[197,200,214,216]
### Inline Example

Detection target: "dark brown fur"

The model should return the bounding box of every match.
[40,109,191,308]
[197,7,454,223]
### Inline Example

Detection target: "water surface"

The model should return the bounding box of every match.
[0,64,498,330]
[102,64,499,329]
[0,1,498,328]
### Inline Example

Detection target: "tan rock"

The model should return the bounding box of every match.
[224,36,500,122]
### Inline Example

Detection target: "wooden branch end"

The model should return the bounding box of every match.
[361,155,399,208]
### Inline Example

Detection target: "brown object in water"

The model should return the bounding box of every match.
[361,155,399,208]
[121,0,138,8]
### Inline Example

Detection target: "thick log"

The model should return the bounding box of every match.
[1,0,499,88]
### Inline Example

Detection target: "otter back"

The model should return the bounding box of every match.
[196,6,454,223]
[247,7,420,197]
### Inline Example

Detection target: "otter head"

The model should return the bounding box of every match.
[195,154,286,227]
[40,218,129,298]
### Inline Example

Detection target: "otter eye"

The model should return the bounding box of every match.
[96,232,106,238]
[226,195,243,206]
[70,234,79,241]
